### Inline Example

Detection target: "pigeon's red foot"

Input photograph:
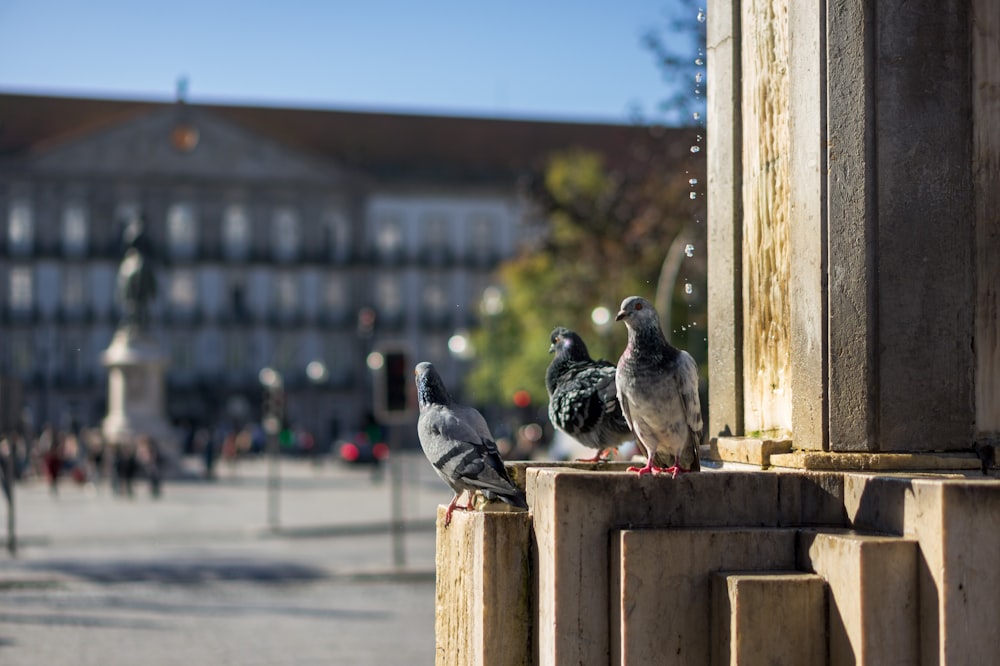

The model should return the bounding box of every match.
[627,460,669,476]
[576,449,609,463]
[443,492,475,526]
[663,465,692,479]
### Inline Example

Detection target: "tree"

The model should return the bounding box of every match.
[465,3,709,414]
[466,143,706,410]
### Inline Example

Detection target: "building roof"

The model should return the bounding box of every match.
[0,92,686,183]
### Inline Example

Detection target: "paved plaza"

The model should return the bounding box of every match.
[0,453,445,665]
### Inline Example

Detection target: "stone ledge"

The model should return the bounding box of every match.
[706,437,984,472]
[707,436,793,468]
[769,451,982,472]
[506,460,634,490]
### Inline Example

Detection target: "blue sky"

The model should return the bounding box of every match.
[0,0,698,124]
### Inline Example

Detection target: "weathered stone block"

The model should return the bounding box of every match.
[906,479,1000,665]
[711,571,826,666]
[797,529,918,665]
[775,471,847,527]
[610,528,797,666]
[434,506,532,666]
[528,468,787,665]
[708,436,793,467]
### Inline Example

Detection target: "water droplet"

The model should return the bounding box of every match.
[684,282,694,295]
[692,112,701,121]
[697,8,706,23]
[689,178,698,186]
[684,244,695,257]
[690,146,700,153]
[689,192,697,200]
[695,58,704,66]
[695,72,703,84]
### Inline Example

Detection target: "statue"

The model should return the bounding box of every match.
[103,210,177,461]
[115,213,157,331]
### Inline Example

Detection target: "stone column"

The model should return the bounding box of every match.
[708,0,997,461]
[101,329,178,458]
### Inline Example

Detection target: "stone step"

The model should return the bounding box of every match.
[526,467,846,666]
[797,528,919,665]
[711,571,826,666]
[609,527,798,666]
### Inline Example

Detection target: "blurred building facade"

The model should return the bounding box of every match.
[0,92,668,446]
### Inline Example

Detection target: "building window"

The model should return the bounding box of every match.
[224,332,247,377]
[422,213,451,263]
[324,274,349,317]
[62,266,86,314]
[422,275,450,320]
[9,333,33,380]
[272,207,300,263]
[167,203,198,260]
[197,330,223,377]
[171,332,195,379]
[7,198,34,256]
[61,336,88,384]
[324,332,353,384]
[273,272,299,319]
[325,209,351,262]
[9,267,33,313]
[223,204,251,261]
[374,274,403,317]
[169,270,198,314]
[374,213,403,261]
[467,212,496,263]
[273,334,299,378]
[62,202,89,257]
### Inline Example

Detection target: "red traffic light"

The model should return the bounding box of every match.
[512,389,531,408]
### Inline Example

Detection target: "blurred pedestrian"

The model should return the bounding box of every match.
[202,427,218,480]
[138,436,163,498]
[40,426,64,495]
[114,440,139,498]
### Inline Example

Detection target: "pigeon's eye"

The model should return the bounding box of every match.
[634,303,643,311]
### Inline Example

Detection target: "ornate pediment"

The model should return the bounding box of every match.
[26,104,348,183]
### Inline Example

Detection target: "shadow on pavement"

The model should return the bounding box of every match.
[22,556,329,586]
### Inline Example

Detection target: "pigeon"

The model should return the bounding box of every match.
[614,296,703,477]
[415,361,528,525]
[545,327,633,462]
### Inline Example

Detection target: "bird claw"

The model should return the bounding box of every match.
[576,450,609,463]
[443,493,476,526]
[662,465,693,479]
[628,462,690,477]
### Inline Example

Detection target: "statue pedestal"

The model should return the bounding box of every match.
[101,328,177,458]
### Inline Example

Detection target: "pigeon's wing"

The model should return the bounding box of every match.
[550,363,609,434]
[422,406,516,496]
[676,351,703,440]
[615,376,650,458]
[593,365,631,431]
[453,404,513,482]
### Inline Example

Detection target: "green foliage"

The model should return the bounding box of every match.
[464,4,710,412]
[466,148,703,409]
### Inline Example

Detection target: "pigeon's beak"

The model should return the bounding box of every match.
[615,309,627,321]
[548,341,557,354]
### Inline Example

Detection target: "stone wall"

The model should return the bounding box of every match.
[434,463,1000,665]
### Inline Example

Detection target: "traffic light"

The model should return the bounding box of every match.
[384,351,409,413]
[371,347,415,424]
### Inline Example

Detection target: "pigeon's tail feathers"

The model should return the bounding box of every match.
[483,487,528,509]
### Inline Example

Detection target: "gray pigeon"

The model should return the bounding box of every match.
[415,361,527,525]
[614,296,702,477]
[546,327,633,461]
